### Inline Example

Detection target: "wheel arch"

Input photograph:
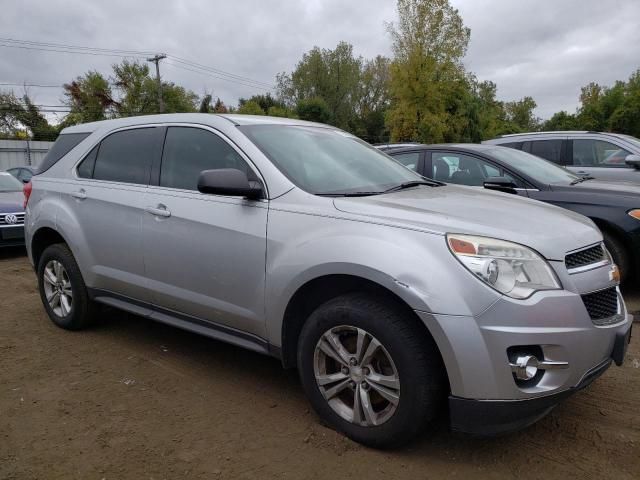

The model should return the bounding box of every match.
[31,227,70,269]
[279,273,447,381]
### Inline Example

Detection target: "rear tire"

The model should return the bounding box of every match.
[603,232,630,283]
[37,243,97,330]
[297,293,445,448]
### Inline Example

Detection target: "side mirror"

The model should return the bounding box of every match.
[625,154,640,170]
[197,168,263,199]
[483,176,518,194]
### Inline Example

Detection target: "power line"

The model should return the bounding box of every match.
[0,37,274,91]
[0,82,62,88]
[164,61,272,91]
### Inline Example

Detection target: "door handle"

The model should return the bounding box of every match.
[145,205,171,218]
[71,189,87,200]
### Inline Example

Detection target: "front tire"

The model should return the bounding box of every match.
[37,243,96,330]
[297,293,445,448]
[603,232,630,283]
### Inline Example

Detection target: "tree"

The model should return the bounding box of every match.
[62,71,115,125]
[295,97,332,123]
[503,96,540,133]
[385,0,471,143]
[237,100,265,115]
[276,42,363,131]
[542,111,579,131]
[0,91,58,140]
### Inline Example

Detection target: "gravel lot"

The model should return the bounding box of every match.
[1,247,638,479]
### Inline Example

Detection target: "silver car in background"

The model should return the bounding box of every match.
[483,131,640,182]
[25,114,632,447]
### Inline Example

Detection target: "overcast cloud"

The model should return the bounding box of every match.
[1,0,639,122]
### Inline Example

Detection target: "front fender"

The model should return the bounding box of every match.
[264,207,500,347]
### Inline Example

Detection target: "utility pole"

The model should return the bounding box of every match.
[147,54,167,113]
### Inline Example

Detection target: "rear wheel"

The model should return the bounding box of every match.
[297,293,445,448]
[37,243,96,330]
[603,232,630,283]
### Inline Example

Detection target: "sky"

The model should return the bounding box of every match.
[0,0,638,122]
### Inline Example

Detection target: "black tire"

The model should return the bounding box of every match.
[603,232,630,283]
[37,243,97,330]
[297,293,446,448]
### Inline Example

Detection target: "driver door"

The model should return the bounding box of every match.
[142,125,268,338]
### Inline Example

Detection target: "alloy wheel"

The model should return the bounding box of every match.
[313,325,400,427]
[42,260,73,317]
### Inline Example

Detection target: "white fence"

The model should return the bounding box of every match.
[0,139,53,170]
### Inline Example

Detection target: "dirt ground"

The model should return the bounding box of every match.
[1,247,639,480]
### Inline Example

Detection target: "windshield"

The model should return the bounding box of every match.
[488,147,579,185]
[618,134,640,150]
[239,125,422,195]
[0,173,23,192]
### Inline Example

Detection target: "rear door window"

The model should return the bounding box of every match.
[528,140,563,164]
[572,139,631,167]
[92,128,159,185]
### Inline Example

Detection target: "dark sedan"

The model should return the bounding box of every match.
[0,172,26,247]
[381,143,640,283]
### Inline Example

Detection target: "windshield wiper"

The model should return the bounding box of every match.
[570,175,595,185]
[382,180,441,194]
[316,191,382,197]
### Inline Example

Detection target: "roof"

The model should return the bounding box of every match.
[381,143,499,154]
[61,113,334,134]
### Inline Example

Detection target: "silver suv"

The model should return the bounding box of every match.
[25,114,632,447]
[483,131,640,182]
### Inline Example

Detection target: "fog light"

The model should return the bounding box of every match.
[511,355,539,380]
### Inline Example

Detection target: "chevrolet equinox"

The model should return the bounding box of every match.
[25,114,632,448]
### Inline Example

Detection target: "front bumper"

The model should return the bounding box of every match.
[0,225,25,247]
[449,324,631,435]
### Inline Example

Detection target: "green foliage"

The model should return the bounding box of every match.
[503,96,540,133]
[385,0,471,143]
[62,70,114,125]
[237,100,266,115]
[0,91,58,140]
[295,97,333,124]
[542,111,579,131]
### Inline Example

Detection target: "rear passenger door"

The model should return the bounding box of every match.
[72,126,164,302]
[142,125,268,338]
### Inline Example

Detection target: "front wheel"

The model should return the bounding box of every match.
[603,232,630,284]
[297,293,445,448]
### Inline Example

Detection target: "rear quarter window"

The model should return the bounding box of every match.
[37,132,91,173]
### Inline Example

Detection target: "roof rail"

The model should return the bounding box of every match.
[498,131,592,138]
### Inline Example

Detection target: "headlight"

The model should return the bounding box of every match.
[447,234,561,299]
[628,209,640,220]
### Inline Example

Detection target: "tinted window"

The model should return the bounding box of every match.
[391,152,420,171]
[38,133,90,173]
[77,145,99,179]
[239,125,420,195]
[501,142,523,150]
[489,147,578,185]
[529,140,563,164]
[431,152,500,186]
[572,139,631,167]
[93,128,157,184]
[160,127,250,191]
[18,169,32,182]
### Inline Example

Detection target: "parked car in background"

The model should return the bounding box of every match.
[25,114,631,447]
[381,144,640,283]
[6,165,37,183]
[0,171,26,247]
[482,132,640,183]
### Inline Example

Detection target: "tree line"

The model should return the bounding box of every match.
[1,0,639,143]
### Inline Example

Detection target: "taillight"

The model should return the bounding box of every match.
[23,181,32,209]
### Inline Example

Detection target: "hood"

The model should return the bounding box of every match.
[0,191,24,212]
[551,179,640,199]
[333,185,600,261]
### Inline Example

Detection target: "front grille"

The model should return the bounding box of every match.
[0,212,25,226]
[565,244,606,271]
[581,287,619,325]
